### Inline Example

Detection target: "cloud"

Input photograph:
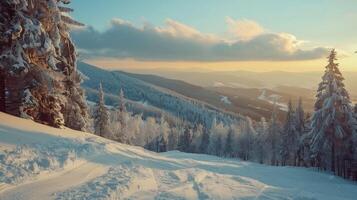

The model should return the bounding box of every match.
[154,19,219,43]
[226,17,264,41]
[71,18,330,62]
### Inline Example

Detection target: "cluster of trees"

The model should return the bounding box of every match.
[199,50,357,181]
[92,83,177,151]
[91,83,294,164]
[196,50,357,181]
[91,50,357,181]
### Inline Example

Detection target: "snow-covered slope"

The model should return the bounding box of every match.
[78,62,242,127]
[0,113,356,200]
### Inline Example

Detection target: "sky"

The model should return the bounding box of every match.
[69,0,357,72]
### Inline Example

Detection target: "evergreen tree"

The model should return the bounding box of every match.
[158,115,169,152]
[143,117,160,150]
[267,101,282,166]
[215,134,223,156]
[295,97,305,134]
[199,126,210,153]
[191,124,204,153]
[280,100,299,166]
[118,88,127,124]
[353,131,357,180]
[239,117,255,161]
[309,49,357,176]
[179,126,192,152]
[63,72,89,131]
[94,83,111,137]
[295,100,309,167]
[168,126,180,151]
[224,127,234,157]
[208,118,228,156]
[0,0,88,129]
[116,88,128,143]
[296,112,313,167]
[255,117,268,164]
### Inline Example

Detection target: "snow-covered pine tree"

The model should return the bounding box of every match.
[309,49,357,176]
[255,117,268,164]
[215,134,223,157]
[294,98,308,167]
[118,88,127,124]
[296,112,313,167]
[125,113,142,145]
[63,71,89,131]
[116,88,128,143]
[94,83,111,138]
[239,117,255,161]
[198,126,210,153]
[208,119,227,156]
[352,126,357,180]
[267,101,282,166]
[224,127,234,157]
[59,2,88,131]
[180,126,193,152]
[295,97,305,134]
[168,125,180,151]
[191,124,204,153]
[143,117,160,150]
[0,0,88,129]
[157,115,170,152]
[280,100,299,166]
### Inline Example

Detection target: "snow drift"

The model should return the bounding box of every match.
[0,112,356,200]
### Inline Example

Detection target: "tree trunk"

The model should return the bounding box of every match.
[0,69,5,112]
[6,75,26,116]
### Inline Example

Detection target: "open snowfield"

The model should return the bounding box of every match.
[0,112,356,200]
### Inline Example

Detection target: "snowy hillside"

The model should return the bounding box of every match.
[0,112,356,200]
[78,62,242,126]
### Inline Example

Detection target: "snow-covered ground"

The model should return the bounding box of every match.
[258,89,288,111]
[0,113,356,200]
[220,96,232,105]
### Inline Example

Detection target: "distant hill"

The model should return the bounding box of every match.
[120,71,235,112]
[122,71,287,120]
[124,68,357,102]
[78,62,309,121]
[121,68,357,117]
[77,62,243,126]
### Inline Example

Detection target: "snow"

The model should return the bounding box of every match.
[220,96,232,105]
[258,89,288,111]
[0,112,356,200]
[213,82,226,87]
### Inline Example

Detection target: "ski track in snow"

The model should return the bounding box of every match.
[0,113,357,200]
[0,161,107,200]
